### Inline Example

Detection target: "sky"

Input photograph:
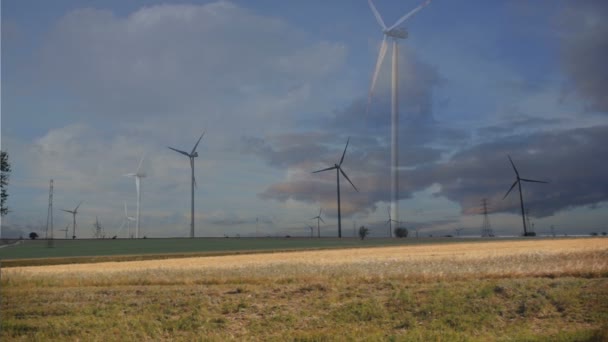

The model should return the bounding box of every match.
[1,0,607,238]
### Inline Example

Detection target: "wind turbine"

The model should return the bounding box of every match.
[60,224,69,239]
[386,205,400,237]
[312,138,358,238]
[168,131,205,238]
[311,208,325,238]
[117,201,136,238]
[455,228,463,237]
[308,225,315,238]
[367,0,431,242]
[503,155,548,236]
[124,154,146,238]
[61,201,82,239]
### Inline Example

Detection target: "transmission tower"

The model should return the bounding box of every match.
[93,216,104,239]
[481,198,495,237]
[45,179,54,247]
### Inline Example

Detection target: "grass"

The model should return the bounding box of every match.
[0,236,500,267]
[1,238,607,341]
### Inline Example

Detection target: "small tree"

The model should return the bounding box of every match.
[394,227,409,238]
[602,232,607,236]
[1,151,10,216]
[590,232,598,236]
[358,226,369,240]
[29,232,39,240]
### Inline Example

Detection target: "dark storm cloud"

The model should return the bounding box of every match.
[558,1,608,113]
[477,115,563,140]
[257,125,608,219]
[409,125,608,218]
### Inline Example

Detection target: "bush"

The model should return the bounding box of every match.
[29,232,39,240]
[394,227,408,238]
[358,226,369,240]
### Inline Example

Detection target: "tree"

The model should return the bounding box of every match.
[1,151,10,216]
[358,226,369,240]
[29,232,39,240]
[394,227,409,238]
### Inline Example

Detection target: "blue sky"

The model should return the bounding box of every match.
[2,0,607,238]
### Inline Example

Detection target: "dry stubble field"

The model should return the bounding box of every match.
[2,238,608,341]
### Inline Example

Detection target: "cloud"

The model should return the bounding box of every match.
[256,125,608,220]
[36,1,348,128]
[408,125,608,218]
[558,1,608,113]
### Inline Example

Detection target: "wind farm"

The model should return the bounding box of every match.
[2,1,607,341]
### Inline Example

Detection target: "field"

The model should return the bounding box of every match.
[1,238,607,341]
[0,237,469,266]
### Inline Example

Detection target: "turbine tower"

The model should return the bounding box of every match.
[311,208,325,238]
[124,154,146,239]
[312,138,358,238]
[169,131,205,238]
[61,201,82,239]
[367,0,431,239]
[503,155,548,236]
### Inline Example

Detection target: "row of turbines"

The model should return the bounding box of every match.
[56,132,205,239]
[51,0,547,239]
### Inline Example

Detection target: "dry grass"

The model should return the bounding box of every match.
[4,238,607,285]
[2,238,608,341]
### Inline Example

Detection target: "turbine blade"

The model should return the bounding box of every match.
[319,207,322,216]
[124,173,137,177]
[136,153,146,173]
[503,180,519,199]
[191,131,205,155]
[339,137,350,166]
[387,0,431,31]
[319,217,325,223]
[75,201,83,212]
[507,155,519,177]
[367,36,388,115]
[312,166,337,173]
[520,178,549,184]
[124,201,128,217]
[340,168,359,192]
[368,0,387,30]
[61,209,73,214]
[168,146,190,157]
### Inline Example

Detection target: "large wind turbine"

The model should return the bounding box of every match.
[311,208,325,238]
[61,201,82,239]
[503,155,548,236]
[367,0,431,241]
[124,154,146,238]
[313,138,358,238]
[169,132,205,238]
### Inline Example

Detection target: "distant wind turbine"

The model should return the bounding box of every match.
[503,155,548,236]
[308,225,315,238]
[386,205,400,237]
[367,0,431,242]
[169,131,205,238]
[311,208,325,238]
[117,201,136,238]
[60,224,69,239]
[61,201,82,239]
[455,228,463,237]
[313,138,358,238]
[124,154,146,238]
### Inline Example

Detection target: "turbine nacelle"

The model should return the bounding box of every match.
[384,28,408,39]
[192,152,199,158]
